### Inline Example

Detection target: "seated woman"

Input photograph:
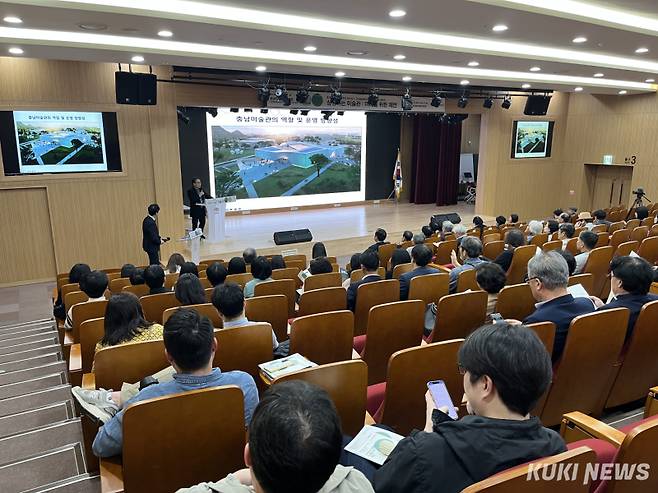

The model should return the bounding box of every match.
[299,257,333,294]
[493,229,526,272]
[165,253,185,274]
[244,256,273,298]
[53,262,91,320]
[227,257,247,275]
[270,255,286,270]
[387,248,411,279]
[311,242,328,259]
[475,262,507,320]
[174,273,207,305]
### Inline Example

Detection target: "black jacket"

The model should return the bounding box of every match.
[374,415,566,493]
[347,274,381,311]
[142,216,161,253]
[187,188,212,219]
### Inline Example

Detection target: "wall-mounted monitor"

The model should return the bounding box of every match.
[0,110,122,175]
[511,120,555,159]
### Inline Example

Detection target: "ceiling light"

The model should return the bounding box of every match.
[572,36,587,43]
[304,45,317,52]
[329,89,343,104]
[574,87,583,92]
[255,65,267,72]
[635,47,649,54]
[460,80,470,85]
[467,61,480,67]
[492,24,508,32]
[402,75,412,82]
[296,88,309,103]
[335,71,346,77]
[521,83,531,88]
[618,90,628,95]
[367,91,379,107]
[457,96,468,108]
[401,90,413,111]
[347,50,368,56]
[157,30,173,37]
[431,92,442,107]
[3,16,22,24]
[131,55,144,62]
[483,97,494,109]
[593,73,604,77]
[393,54,406,60]
[529,66,541,72]
[78,23,107,31]
[502,97,512,109]
[646,79,655,83]
[8,47,23,55]
[389,9,406,18]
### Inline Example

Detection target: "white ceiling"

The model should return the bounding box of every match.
[0,0,657,95]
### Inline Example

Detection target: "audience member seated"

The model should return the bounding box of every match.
[300,256,334,293]
[270,255,286,270]
[557,249,576,276]
[399,245,439,300]
[472,216,485,239]
[525,220,543,243]
[166,253,185,274]
[53,262,91,320]
[401,230,413,243]
[120,263,136,279]
[440,221,455,241]
[449,237,486,293]
[421,225,432,239]
[371,323,565,493]
[575,211,594,230]
[180,381,373,493]
[244,256,273,298]
[591,256,658,341]
[347,253,361,274]
[495,215,506,230]
[347,251,381,311]
[228,257,247,275]
[243,247,257,266]
[180,261,199,277]
[312,242,328,259]
[508,213,519,224]
[553,208,563,220]
[493,229,525,272]
[522,252,595,362]
[206,262,228,287]
[567,206,578,218]
[558,223,575,249]
[635,206,649,221]
[387,248,411,279]
[74,309,259,457]
[129,268,145,286]
[144,265,169,295]
[407,233,425,255]
[175,273,207,306]
[476,263,507,319]
[94,293,163,355]
[366,228,389,253]
[593,209,611,227]
[65,270,108,330]
[558,212,571,224]
[453,224,468,246]
[573,230,598,274]
[544,219,559,238]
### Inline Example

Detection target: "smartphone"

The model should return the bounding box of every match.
[427,380,458,419]
[490,313,503,323]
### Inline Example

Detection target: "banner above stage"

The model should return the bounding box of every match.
[266,91,446,113]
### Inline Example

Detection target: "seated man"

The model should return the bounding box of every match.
[365,228,389,253]
[401,230,413,243]
[373,323,565,493]
[440,221,455,241]
[493,229,525,272]
[243,247,257,266]
[399,245,439,300]
[508,213,519,224]
[574,211,594,230]
[65,270,108,330]
[475,262,507,320]
[558,212,572,225]
[449,236,486,293]
[120,263,136,279]
[453,224,468,247]
[525,220,543,243]
[573,230,598,274]
[244,256,273,298]
[407,233,425,255]
[544,219,559,239]
[205,262,228,287]
[347,251,381,311]
[592,256,658,341]
[522,252,595,362]
[144,265,169,295]
[421,225,433,239]
[129,268,145,286]
[593,209,611,227]
[557,222,575,249]
[495,215,506,230]
[179,380,373,493]
[75,309,259,457]
[299,257,334,293]
[553,209,563,220]
[180,262,199,277]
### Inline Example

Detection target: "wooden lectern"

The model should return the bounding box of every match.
[583,163,634,210]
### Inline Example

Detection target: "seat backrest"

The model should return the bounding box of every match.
[61,283,82,308]
[495,283,536,321]
[605,418,658,493]
[567,274,595,295]
[392,262,414,279]
[642,216,657,227]
[254,279,296,318]
[79,317,105,374]
[94,339,169,390]
[583,246,614,297]
[461,447,596,493]
[430,291,488,342]
[605,301,658,409]
[64,290,88,314]
[539,308,629,427]
[109,278,131,294]
[354,280,400,336]
[483,233,501,245]
[591,224,608,233]
[506,245,537,285]
[434,240,457,265]
[122,284,150,298]
[615,240,640,257]
[565,237,579,255]
[140,292,181,324]
[525,321,556,355]
[289,310,354,365]
[163,303,223,328]
[361,300,424,385]
[283,254,307,266]
[631,226,649,243]
[273,360,367,437]
[164,272,179,289]
[213,323,273,382]
[529,233,549,246]
[379,340,464,436]
[378,243,397,268]
[303,272,342,291]
[608,221,626,234]
[626,219,641,230]
[271,267,300,281]
[638,236,658,265]
[350,267,386,283]
[595,232,610,248]
[245,295,289,343]
[650,224,658,237]
[541,240,563,252]
[298,286,347,317]
[483,240,505,260]
[456,268,480,293]
[408,273,449,305]
[225,273,253,288]
[609,229,631,249]
[71,300,108,344]
[284,259,306,273]
[122,386,245,493]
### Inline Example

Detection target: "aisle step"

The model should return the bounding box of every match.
[0,319,53,332]
[0,362,67,387]
[0,353,62,374]
[0,345,62,365]
[0,385,72,418]
[0,336,60,356]
[0,418,83,466]
[0,401,75,439]
[23,473,100,493]
[0,373,68,400]
[0,326,55,342]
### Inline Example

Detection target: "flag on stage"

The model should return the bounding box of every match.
[393,149,403,199]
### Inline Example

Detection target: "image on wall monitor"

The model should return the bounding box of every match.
[511,120,555,159]
[0,110,122,175]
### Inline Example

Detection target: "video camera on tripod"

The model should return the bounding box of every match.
[626,187,652,220]
[632,188,646,199]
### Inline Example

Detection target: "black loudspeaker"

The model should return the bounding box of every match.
[524,95,552,116]
[115,72,157,105]
[273,229,313,245]
[430,213,462,230]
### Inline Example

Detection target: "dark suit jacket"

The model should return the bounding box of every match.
[187,188,212,219]
[598,293,658,341]
[149,286,170,295]
[524,294,595,363]
[142,216,161,254]
[365,241,389,254]
[347,274,382,311]
[399,266,440,300]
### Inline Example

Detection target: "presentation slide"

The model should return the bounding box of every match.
[512,121,552,159]
[13,110,109,173]
[206,109,366,210]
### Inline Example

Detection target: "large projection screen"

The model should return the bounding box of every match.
[206,109,366,210]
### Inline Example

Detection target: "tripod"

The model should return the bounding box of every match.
[625,193,652,221]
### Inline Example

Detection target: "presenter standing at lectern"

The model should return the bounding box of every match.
[142,203,169,265]
[187,177,213,238]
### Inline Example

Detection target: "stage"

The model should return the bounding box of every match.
[185,202,492,266]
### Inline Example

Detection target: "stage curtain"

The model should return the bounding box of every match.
[409,115,462,206]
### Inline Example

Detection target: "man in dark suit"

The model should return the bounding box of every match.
[399,244,440,300]
[347,251,381,311]
[593,256,658,341]
[365,228,389,253]
[522,251,595,362]
[142,204,165,266]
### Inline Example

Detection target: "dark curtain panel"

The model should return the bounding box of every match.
[409,115,462,206]
[365,113,401,200]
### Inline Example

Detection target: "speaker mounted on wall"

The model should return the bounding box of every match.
[523,95,551,116]
[115,71,157,105]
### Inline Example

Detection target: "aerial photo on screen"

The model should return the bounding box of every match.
[14,111,106,167]
[514,121,549,158]
[210,124,362,199]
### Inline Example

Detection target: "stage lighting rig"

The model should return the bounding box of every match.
[401,89,413,111]
[483,97,493,109]
[501,96,512,109]
[431,92,443,108]
[296,87,309,104]
[257,85,270,107]
[457,95,468,108]
[275,85,291,106]
[367,90,379,107]
[329,88,343,105]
